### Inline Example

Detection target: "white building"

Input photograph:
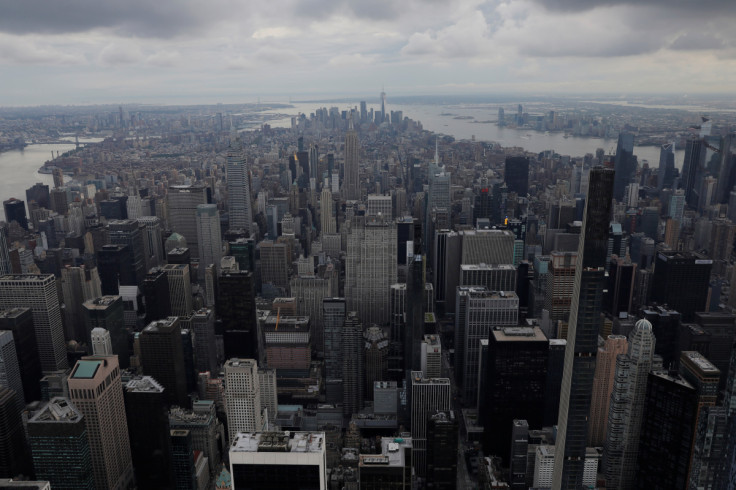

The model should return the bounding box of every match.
[91,328,113,356]
[420,335,442,379]
[224,359,264,441]
[226,142,253,235]
[533,445,598,488]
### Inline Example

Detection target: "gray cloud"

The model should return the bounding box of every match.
[532,0,736,13]
[0,0,234,38]
[670,32,726,51]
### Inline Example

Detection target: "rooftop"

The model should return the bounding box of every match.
[29,398,82,424]
[125,376,165,393]
[71,360,102,379]
[231,431,325,454]
[359,437,412,468]
[492,326,547,342]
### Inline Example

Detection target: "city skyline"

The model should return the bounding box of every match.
[1,1,736,105]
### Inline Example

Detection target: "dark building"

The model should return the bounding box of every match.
[605,256,636,316]
[480,326,548,462]
[170,430,196,490]
[123,376,174,489]
[26,183,50,210]
[108,219,147,286]
[3,199,28,230]
[82,296,129,369]
[636,370,699,490]
[426,411,458,489]
[396,217,415,266]
[139,317,188,407]
[99,197,127,221]
[217,270,257,359]
[27,397,94,489]
[97,244,136,295]
[681,138,705,209]
[693,312,736,392]
[613,132,636,202]
[180,328,196,392]
[651,251,712,322]
[405,254,424,373]
[504,156,529,197]
[553,166,614,488]
[474,187,492,226]
[641,306,682,369]
[142,268,172,323]
[0,388,30,479]
[228,238,256,272]
[543,339,566,426]
[0,308,42,403]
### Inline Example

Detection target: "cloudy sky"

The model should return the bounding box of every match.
[1,0,735,106]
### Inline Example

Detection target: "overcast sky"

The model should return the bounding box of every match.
[1,0,735,106]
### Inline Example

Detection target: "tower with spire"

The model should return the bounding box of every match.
[343,114,361,201]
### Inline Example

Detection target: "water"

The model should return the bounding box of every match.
[263,101,686,170]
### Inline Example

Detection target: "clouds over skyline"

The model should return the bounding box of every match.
[0,0,734,105]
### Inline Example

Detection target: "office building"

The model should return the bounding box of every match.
[108,219,147,286]
[0,332,23,412]
[191,309,217,374]
[588,335,628,446]
[319,187,336,234]
[323,298,345,403]
[229,431,327,490]
[168,184,210,258]
[420,335,442,379]
[68,356,134,490]
[636,370,699,490]
[82,296,129,369]
[544,251,577,324]
[225,359,264,441]
[0,275,67,371]
[342,312,364,416]
[364,326,389,399]
[90,327,112,355]
[605,256,636,316]
[26,182,50,210]
[0,308,42,402]
[426,411,457,489]
[139,317,188,407]
[171,429,197,490]
[142,268,172,323]
[504,156,529,196]
[137,216,165,271]
[552,167,614,489]
[60,265,102,342]
[641,306,681,368]
[0,387,30,479]
[97,244,135,294]
[534,446,598,489]
[344,117,361,201]
[27,397,93,489]
[226,142,253,234]
[162,264,193,317]
[123,376,173,488]
[480,326,548,461]
[169,401,225,476]
[259,240,290,292]
[290,274,332,355]
[651,251,712,322]
[460,229,515,265]
[613,132,635,201]
[604,319,663,489]
[544,339,566,426]
[410,371,451,478]
[196,204,223,271]
[218,267,258,359]
[459,263,517,292]
[258,368,278,423]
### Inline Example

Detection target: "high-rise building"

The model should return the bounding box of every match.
[0,387,31,479]
[26,182,50,210]
[319,187,336,235]
[344,116,361,201]
[142,268,172,323]
[605,256,636,316]
[224,359,264,441]
[460,229,515,265]
[0,331,24,412]
[364,326,389,399]
[82,295,129,369]
[604,319,663,489]
[3,198,28,230]
[635,370,699,490]
[97,244,136,294]
[0,274,67,371]
[259,240,290,292]
[191,308,217,374]
[552,167,614,489]
[169,401,225,476]
[651,251,712,322]
[657,142,676,190]
[137,216,165,271]
[196,204,223,270]
[226,142,253,235]
[342,312,364,416]
[218,267,258,360]
[323,298,345,404]
[426,411,458,489]
[90,327,112,355]
[162,264,193,317]
[455,287,518,405]
[410,371,451,478]
[123,376,174,488]
[0,308,41,403]
[613,132,636,201]
[27,397,94,489]
[290,274,332,356]
[68,356,134,490]
[543,338,566,426]
[168,184,210,259]
[504,156,529,196]
[108,219,147,286]
[588,335,628,446]
[139,317,188,407]
[405,253,425,373]
[544,251,578,325]
[420,335,442,379]
[60,265,102,342]
[229,431,327,490]
[170,429,196,490]
[345,216,397,326]
[479,326,548,461]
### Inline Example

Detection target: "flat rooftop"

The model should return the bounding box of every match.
[125,376,165,393]
[29,398,82,424]
[71,360,102,379]
[231,431,325,454]
[492,326,547,342]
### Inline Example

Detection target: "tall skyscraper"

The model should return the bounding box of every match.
[191,308,217,374]
[651,251,712,322]
[552,167,614,488]
[0,274,67,371]
[657,142,676,190]
[504,156,530,196]
[139,317,188,407]
[162,264,193,317]
[142,268,172,323]
[108,219,147,286]
[123,376,174,488]
[137,216,165,271]
[0,331,24,412]
[345,215,397,326]
[604,319,662,489]
[426,411,458,489]
[343,116,361,201]
[410,371,451,478]
[0,387,31,479]
[323,298,345,403]
[61,265,102,342]
[319,187,336,234]
[90,327,112,355]
[613,132,635,201]
[342,312,364,416]
[0,308,42,402]
[68,356,134,490]
[97,244,136,294]
[27,397,94,489]
[226,141,253,234]
[364,326,389,399]
[405,253,425,373]
[224,358,264,441]
[171,429,197,490]
[82,295,129,369]
[587,335,628,446]
[196,204,223,271]
[3,198,28,230]
[217,267,258,360]
[168,184,210,258]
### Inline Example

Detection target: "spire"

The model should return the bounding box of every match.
[348,112,354,131]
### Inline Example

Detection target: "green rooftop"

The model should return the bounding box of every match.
[71,360,102,379]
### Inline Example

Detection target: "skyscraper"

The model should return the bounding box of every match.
[323,298,345,403]
[613,132,635,201]
[191,308,217,374]
[196,204,223,271]
[68,356,134,490]
[171,429,197,490]
[410,371,451,478]
[139,317,188,408]
[162,264,193,317]
[226,141,253,234]
[604,319,662,489]
[0,308,42,403]
[168,184,210,258]
[217,267,258,360]
[657,142,676,190]
[0,331,24,412]
[224,358,264,441]
[0,387,31,479]
[108,219,147,286]
[587,335,628,446]
[342,312,364,416]
[3,198,28,230]
[137,216,165,270]
[552,167,614,488]
[651,251,712,322]
[426,411,458,489]
[343,116,361,201]
[0,274,67,371]
[82,295,129,369]
[504,156,530,196]
[27,397,94,489]
[319,187,336,234]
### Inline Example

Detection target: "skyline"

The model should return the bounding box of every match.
[1,0,736,106]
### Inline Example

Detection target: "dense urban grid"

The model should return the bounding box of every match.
[1,96,736,490]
